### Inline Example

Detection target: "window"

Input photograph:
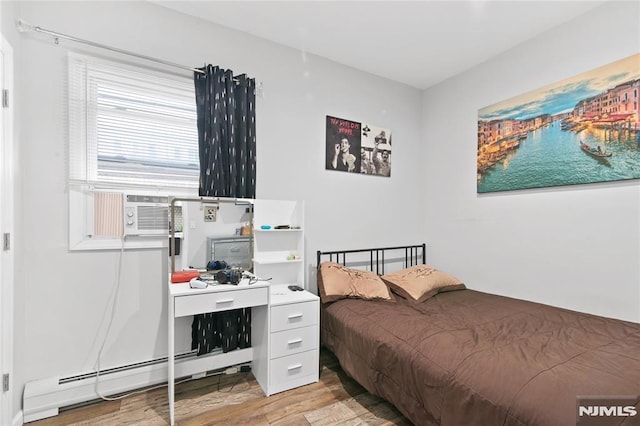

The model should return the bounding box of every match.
[68,54,198,250]
[69,53,199,189]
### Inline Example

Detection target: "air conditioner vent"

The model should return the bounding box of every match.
[125,195,168,204]
[137,206,168,230]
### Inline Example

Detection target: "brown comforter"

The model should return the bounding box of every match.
[321,289,640,425]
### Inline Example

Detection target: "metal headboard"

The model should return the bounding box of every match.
[316,243,426,275]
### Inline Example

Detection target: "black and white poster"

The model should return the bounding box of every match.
[325,115,392,177]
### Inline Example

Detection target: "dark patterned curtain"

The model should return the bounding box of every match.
[191,65,255,355]
[194,65,256,198]
[191,309,251,355]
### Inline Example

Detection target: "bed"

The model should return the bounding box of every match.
[316,245,640,426]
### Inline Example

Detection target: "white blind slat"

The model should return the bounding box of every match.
[69,53,199,189]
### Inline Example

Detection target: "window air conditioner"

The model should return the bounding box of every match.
[123,194,169,236]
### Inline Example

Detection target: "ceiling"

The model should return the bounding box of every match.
[153,1,606,90]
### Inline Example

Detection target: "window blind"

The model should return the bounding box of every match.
[68,53,199,189]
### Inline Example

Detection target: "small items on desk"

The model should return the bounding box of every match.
[171,269,200,283]
[215,268,243,285]
[288,285,304,292]
[206,259,228,271]
[189,277,208,289]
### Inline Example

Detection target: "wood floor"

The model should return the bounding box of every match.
[27,348,412,426]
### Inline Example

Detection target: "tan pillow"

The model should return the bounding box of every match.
[318,262,393,303]
[381,265,465,303]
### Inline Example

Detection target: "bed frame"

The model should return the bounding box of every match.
[316,243,640,426]
[316,243,426,275]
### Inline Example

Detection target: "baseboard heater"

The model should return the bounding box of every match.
[23,347,253,423]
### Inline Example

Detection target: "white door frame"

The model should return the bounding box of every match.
[1,34,15,426]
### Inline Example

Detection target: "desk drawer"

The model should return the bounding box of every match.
[271,301,318,332]
[174,287,268,317]
[269,350,318,387]
[270,326,318,359]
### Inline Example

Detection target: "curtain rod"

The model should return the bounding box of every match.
[16,18,206,75]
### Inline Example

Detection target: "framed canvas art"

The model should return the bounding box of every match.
[477,53,640,193]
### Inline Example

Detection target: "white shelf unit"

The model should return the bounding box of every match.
[253,200,305,287]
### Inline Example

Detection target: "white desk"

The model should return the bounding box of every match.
[167,281,269,425]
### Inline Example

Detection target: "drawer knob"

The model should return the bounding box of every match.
[216,298,234,304]
[287,363,303,371]
[287,338,303,345]
[287,313,303,320]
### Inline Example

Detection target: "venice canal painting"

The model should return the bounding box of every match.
[477,53,640,193]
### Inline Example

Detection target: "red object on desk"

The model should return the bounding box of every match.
[171,270,200,283]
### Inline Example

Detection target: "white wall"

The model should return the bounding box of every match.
[423,1,640,323]
[2,0,424,416]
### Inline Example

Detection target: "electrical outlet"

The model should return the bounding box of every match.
[204,205,217,222]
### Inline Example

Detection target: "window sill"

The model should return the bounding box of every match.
[69,235,170,251]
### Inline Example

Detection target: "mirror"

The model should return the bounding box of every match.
[169,197,254,278]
